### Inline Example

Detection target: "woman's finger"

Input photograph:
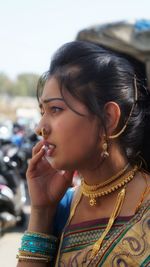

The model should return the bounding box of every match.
[28,146,46,172]
[28,145,56,174]
[32,140,44,156]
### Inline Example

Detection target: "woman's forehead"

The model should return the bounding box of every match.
[39,79,90,116]
[41,78,62,99]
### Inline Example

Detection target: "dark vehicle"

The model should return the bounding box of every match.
[0,183,17,235]
[0,144,26,231]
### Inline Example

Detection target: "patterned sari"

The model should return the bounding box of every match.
[55,199,150,266]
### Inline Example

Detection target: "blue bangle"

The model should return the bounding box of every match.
[19,231,58,257]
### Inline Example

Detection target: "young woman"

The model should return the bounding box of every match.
[17,41,150,266]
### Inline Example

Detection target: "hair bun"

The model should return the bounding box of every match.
[136,80,150,108]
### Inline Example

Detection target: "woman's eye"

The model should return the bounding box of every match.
[40,106,63,116]
[50,106,63,114]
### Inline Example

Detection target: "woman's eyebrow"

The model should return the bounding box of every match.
[39,98,64,109]
[42,97,64,104]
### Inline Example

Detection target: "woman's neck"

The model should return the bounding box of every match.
[78,147,129,185]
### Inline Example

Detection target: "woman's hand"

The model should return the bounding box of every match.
[26,140,74,209]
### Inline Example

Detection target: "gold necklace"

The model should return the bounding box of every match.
[55,165,138,264]
[81,165,138,206]
[89,186,126,260]
[55,186,127,265]
[81,162,130,191]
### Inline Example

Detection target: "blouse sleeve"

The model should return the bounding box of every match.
[53,187,74,236]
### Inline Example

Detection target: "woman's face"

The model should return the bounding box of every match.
[37,77,101,171]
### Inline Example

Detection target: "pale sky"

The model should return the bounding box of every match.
[0,0,150,79]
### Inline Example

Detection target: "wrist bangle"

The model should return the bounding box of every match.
[25,230,58,242]
[17,230,58,263]
[16,254,51,263]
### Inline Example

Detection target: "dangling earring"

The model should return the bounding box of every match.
[101,135,109,158]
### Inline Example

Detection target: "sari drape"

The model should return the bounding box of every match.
[56,199,150,266]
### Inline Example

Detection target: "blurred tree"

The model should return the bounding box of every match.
[0,72,39,96]
[15,73,39,97]
[0,73,15,96]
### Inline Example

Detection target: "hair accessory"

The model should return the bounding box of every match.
[81,164,138,206]
[108,75,138,139]
[101,135,109,158]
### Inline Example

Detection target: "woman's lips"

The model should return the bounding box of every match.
[42,144,56,156]
[42,144,56,164]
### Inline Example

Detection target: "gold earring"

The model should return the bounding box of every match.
[101,135,109,158]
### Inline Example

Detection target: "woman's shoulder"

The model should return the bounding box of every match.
[141,171,150,201]
[136,197,150,223]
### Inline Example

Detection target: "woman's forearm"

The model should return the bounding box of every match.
[16,207,58,267]
[27,206,57,234]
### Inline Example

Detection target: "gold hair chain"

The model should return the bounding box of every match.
[108,75,138,139]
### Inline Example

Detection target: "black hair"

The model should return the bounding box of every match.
[37,41,150,171]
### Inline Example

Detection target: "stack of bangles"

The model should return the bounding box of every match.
[16,231,58,263]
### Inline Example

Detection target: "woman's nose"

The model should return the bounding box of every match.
[35,126,49,138]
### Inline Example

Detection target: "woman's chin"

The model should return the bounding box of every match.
[45,156,76,172]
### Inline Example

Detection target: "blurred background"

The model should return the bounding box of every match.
[0,0,150,266]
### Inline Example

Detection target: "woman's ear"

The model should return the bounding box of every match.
[103,102,121,136]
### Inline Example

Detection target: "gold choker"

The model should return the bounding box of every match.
[81,162,130,190]
[81,165,138,206]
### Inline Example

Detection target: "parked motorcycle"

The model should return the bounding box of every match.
[0,144,26,234]
[0,183,17,235]
[2,133,39,180]
[0,131,38,234]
